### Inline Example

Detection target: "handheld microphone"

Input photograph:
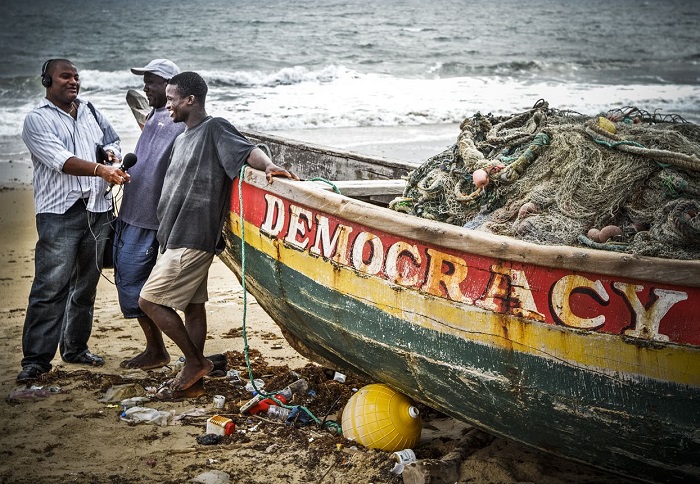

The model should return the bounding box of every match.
[105,153,138,194]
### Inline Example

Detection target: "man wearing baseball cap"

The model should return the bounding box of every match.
[130,58,180,80]
[114,59,186,372]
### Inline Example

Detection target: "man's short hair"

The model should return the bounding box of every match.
[42,58,74,77]
[168,72,208,103]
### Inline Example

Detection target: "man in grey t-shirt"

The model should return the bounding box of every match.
[139,72,298,397]
[115,59,185,371]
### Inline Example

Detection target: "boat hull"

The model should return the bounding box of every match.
[220,158,700,483]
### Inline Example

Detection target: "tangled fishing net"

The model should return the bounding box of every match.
[390,100,700,260]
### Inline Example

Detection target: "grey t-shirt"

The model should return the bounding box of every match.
[157,116,255,254]
[119,107,185,230]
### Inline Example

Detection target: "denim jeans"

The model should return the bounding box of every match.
[113,219,159,318]
[21,199,111,371]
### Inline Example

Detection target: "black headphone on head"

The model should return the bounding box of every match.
[41,59,55,88]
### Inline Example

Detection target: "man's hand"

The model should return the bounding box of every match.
[264,164,299,184]
[105,150,120,164]
[246,147,299,183]
[97,163,131,186]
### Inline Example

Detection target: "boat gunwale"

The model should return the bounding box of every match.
[241,129,421,173]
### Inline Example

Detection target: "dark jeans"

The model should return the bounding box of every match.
[113,219,159,318]
[21,199,111,371]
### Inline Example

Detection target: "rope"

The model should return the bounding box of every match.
[236,164,335,429]
[309,177,341,194]
[499,132,550,184]
[585,122,700,172]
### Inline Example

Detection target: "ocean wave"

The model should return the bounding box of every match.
[427,58,700,84]
[203,65,351,88]
[2,67,699,139]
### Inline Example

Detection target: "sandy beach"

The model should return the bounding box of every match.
[0,128,639,483]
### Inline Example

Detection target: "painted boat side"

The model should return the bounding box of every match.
[219,168,700,482]
[221,237,699,483]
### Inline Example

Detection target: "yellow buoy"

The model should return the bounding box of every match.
[341,383,422,451]
[598,116,616,134]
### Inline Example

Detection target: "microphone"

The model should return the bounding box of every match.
[105,153,138,194]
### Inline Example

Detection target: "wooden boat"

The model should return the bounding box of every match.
[218,130,699,483]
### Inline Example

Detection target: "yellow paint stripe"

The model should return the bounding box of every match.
[232,219,700,387]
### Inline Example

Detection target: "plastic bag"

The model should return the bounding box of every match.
[120,406,173,426]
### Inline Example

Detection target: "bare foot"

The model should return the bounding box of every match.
[119,350,170,370]
[155,378,205,401]
[173,358,214,391]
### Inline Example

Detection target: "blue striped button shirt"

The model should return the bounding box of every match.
[22,97,121,214]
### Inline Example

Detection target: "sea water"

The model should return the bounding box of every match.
[1,0,698,183]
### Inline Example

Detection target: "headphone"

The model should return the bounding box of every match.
[41,59,55,88]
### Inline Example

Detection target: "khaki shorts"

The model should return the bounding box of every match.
[140,247,215,311]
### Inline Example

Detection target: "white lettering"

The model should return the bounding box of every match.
[385,242,422,287]
[478,265,543,321]
[352,232,384,275]
[284,205,313,250]
[260,194,285,237]
[551,275,609,329]
[422,248,471,303]
[615,283,687,341]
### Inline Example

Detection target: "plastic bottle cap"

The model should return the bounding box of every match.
[408,406,420,419]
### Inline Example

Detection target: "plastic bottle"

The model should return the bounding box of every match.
[277,378,309,401]
[266,405,291,421]
[226,369,241,383]
[206,415,235,436]
[393,448,417,464]
[241,393,287,415]
[239,393,264,414]
[390,448,417,475]
[240,379,307,414]
[173,356,186,371]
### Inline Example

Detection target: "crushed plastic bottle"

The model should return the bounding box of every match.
[226,370,242,383]
[266,405,291,421]
[244,379,265,392]
[277,378,308,401]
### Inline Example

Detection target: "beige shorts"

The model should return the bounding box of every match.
[140,247,215,311]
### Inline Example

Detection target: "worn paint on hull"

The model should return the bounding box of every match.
[221,171,700,483]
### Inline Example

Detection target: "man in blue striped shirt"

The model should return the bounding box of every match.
[18,59,130,383]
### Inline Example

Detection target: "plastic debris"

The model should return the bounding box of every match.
[244,379,265,393]
[99,383,145,403]
[120,396,150,409]
[172,407,207,424]
[196,434,223,446]
[120,406,173,426]
[286,406,314,428]
[190,470,230,483]
[6,387,53,403]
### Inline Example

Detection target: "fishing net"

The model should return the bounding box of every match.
[390,100,700,260]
